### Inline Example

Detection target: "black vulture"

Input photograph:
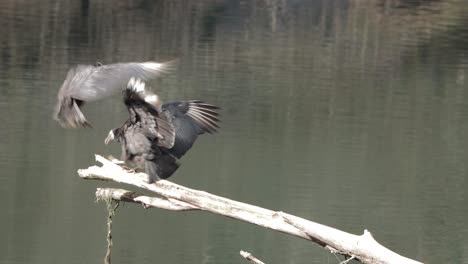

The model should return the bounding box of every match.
[105,78,220,182]
[54,60,175,128]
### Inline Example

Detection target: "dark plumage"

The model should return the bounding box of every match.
[105,79,220,183]
[54,61,175,128]
[161,100,220,159]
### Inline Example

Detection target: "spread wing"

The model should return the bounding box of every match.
[60,60,177,102]
[183,100,220,134]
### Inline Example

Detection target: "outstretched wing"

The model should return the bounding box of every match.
[161,100,220,158]
[61,60,177,102]
[182,100,221,134]
[54,60,176,128]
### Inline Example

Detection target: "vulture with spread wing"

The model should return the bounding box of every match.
[105,78,220,182]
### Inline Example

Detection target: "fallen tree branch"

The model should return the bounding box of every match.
[240,250,266,264]
[78,155,423,264]
[96,188,198,211]
[280,213,410,264]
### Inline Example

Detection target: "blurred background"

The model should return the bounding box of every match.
[1,0,468,263]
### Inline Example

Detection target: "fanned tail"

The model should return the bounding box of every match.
[145,155,180,183]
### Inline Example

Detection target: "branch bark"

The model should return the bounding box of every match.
[79,155,423,264]
[95,188,198,211]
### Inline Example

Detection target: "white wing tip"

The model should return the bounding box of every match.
[141,62,164,71]
[141,60,177,73]
[128,77,136,87]
[127,77,146,92]
[144,94,159,104]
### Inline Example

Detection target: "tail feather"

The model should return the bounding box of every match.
[145,155,180,183]
[145,161,160,183]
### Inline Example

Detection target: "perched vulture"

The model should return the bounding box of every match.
[105,78,220,182]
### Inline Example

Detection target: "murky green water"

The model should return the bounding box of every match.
[1,0,468,263]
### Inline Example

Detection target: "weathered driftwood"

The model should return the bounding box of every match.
[78,155,423,264]
[95,188,198,211]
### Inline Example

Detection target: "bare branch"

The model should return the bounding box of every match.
[240,250,266,264]
[78,155,424,264]
[96,188,198,211]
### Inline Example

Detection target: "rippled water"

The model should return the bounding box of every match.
[1,1,468,263]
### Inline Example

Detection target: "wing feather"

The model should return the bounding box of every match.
[125,78,176,148]
[185,101,220,133]
[64,60,176,102]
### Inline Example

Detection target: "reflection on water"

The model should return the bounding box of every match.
[1,0,468,263]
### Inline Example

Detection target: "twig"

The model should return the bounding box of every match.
[340,255,356,264]
[240,250,266,264]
